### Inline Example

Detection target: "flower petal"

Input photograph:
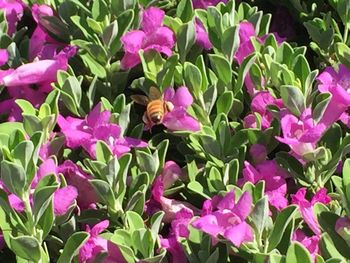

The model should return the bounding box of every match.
[53,186,78,216]
[141,7,164,33]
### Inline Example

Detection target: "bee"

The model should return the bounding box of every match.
[131,86,174,127]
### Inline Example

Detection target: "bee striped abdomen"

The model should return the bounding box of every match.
[147,100,165,124]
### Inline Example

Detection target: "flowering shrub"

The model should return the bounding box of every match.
[1,0,350,262]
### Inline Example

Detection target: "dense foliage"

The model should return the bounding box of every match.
[0,0,350,262]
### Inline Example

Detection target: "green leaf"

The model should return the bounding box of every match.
[280,85,305,116]
[335,42,350,68]
[208,54,232,85]
[251,196,269,236]
[126,211,144,232]
[33,185,58,223]
[268,205,297,251]
[15,99,36,115]
[286,242,313,263]
[90,179,117,211]
[10,235,42,262]
[12,140,34,172]
[221,26,239,63]
[57,232,90,263]
[1,160,26,198]
[177,21,196,62]
[176,0,193,23]
[184,62,202,98]
[216,91,233,115]
[103,21,118,49]
[343,159,350,187]
[95,140,113,163]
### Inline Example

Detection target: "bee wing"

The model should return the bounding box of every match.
[148,86,162,100]
[131,95,150,106]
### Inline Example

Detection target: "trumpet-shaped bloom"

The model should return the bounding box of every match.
[0,47,75,87]
[241,161,288,210]
[0,0,24,36]
[317,64,350,130]
[276,108,322,157]
[335,217,350,246]
[29,4,66,60]
[161,86,200,131]
[7,158,78,216]
[292,229,320,261]
[0,49,8,66]
[243,91,283,130]
[79,220,126,263]
[195,19,212,50]
[150,177,199,222]
[249,144,267,165]
[291,188,331,235]
[192,191,253,247]
[161,161,183,189]
[192,0,227,9]
[58,103,147,158]
[58,160,98,210]
[120,7,175,70]
[160,209,193,263]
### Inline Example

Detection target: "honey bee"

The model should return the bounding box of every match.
[131,86,174,127]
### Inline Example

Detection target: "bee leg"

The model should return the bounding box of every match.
[142,112,153,130]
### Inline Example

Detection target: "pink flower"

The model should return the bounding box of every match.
[58,160,97,210]
[234,22,284,95]
[276,108,322,157]
[291,188,331,235]
[150,177,199,222]
[0,49,8,66]
[160,209,193,263]
[335,217,350,246]
[57,103,148,158]
[192,0,227,9]
[79,220,126,263]
[29,4,66,61]
[243,91,283,130]
[192,191,254,247]
[317,64,350,130]
[249,144,267,165]
[120,7,175,70]
[292,229,320,261]
[0,0,24,36]
[0,85,46,121]
[161,86,200,131]
[6,159,78,216]
[0,50,73,87]
[161,161,183,189]
[195,19,212,50]
[241,160,288,210]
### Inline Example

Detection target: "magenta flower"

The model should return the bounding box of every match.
[29,4,66,60]
[0,49,73,87]
[148,177,199,222]
[0,49,8,66]
[161,86,200,131]
[160,209,193,263]
[0,0,24,36]
[243,91,283,130]
[6,158,78,216]
[276,108,322,157]
[291,188,331,235]
[335,217,350,246]
[58,160,98,210]
[192,0,227,9]
[192,191,254,247]
[0,84,46,121]
[161,161,183,189]
[120,7,175,70]
[57,103,147,158]
[79,220,126,263]
[241,160,288,210]
[317,64,350,130]
[195,19,212,50]
[292,229,320,261]
[249,144,267,165]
